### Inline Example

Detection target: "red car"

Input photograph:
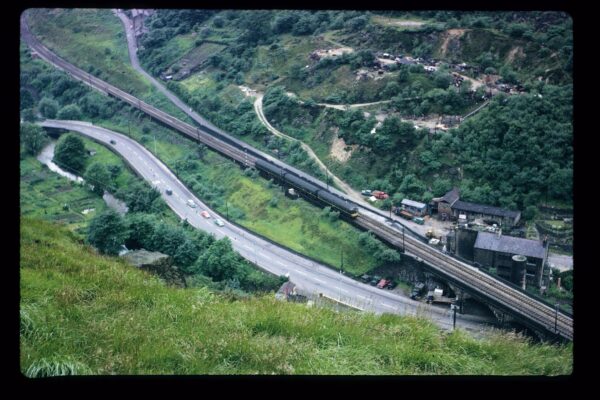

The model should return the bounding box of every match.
[376,279,389,289]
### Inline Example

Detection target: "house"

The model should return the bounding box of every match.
[401,199,427,216]
[432,187,460,219]
[451,200,521,227]
[473,231,548,288]
[275,281,297,301]
[432,188,521,227]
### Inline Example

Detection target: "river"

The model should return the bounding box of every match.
[36,141,129,215]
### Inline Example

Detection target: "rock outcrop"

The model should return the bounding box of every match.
[122,249,186,288]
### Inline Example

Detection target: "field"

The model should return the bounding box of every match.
[20,217,573,375]
[20,156,106,237]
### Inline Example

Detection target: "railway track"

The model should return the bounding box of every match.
[22,14,573,341]
[356,215,573,340]
[20,17,255,168]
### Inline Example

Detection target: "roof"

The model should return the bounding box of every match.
[453,200,520,219]
[474,232,546,259]
[440,188,460,205]
[401,199,426,209]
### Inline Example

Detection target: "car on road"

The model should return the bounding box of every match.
[187,199,197,208]
[214,218,224,227]
[165,188,173,195]
[200,211,210,219]
[109,139,116,145]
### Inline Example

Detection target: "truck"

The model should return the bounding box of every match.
[372,190,389,200]
[426,288,457,305]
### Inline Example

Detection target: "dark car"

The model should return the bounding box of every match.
[410,282,426,300]
[386,281,397,290]
[109,139,116,145]
[360,274,371,283]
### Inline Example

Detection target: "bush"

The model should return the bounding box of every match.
[38,97,59,119]
[53,133,86,173]
[57,104,82,120]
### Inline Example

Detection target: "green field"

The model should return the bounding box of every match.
[20,156,105,236]
[20,217,573,375]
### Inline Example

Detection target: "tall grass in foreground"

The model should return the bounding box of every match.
[20,217,573,376]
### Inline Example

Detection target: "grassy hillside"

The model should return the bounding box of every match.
[20,217,572,375]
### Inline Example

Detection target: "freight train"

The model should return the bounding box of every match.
[255,159,359,218]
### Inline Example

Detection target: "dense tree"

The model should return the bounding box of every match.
[38,97,59,119]
[84,162,111,196]
[53,133,86,173]
[195,238,239,281]
[87,209,128,255]
[57,104,82,120]
[117,181,162,213]
[20,123,48,156]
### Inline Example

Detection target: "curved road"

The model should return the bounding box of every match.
[25,12,567,338]
[38,119,499,336]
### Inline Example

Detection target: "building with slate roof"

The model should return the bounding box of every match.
[473,231,548,287]
[431,188,521,226]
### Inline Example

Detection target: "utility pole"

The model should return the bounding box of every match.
[226,201,229,220]
[452,304,457,329]
[402,225,405,253]
[326,169,329,190]
[555,303,559,334]
[340,249,344,274]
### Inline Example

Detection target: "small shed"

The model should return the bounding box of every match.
[401,199,427,216]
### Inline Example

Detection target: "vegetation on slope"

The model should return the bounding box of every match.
[20,217,573,376]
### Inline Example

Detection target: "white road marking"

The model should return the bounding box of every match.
[314,278,326,284]
[381,303,395,309]
[294,270,307,276]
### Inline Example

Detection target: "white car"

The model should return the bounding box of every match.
[187,199,197,208]
[214,218,224,227]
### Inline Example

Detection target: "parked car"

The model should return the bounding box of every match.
[386,281,397,290]
[360,274,371,283]
[376,279,389,289]
[214,218,224,227]
[200,210,210,219]
[187,199,197,208]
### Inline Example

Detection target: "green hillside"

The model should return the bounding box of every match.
[20,217,572,375]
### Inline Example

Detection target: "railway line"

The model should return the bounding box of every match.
[356,216,573,340]
[21,14,573,341]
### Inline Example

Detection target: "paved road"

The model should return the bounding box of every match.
[38,119,499,336]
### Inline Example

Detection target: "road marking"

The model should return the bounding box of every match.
[294,270,307,276]
[381,303,395,309]
[336,286,349,293]
[314,278,326,284]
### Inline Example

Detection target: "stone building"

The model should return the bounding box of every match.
[473,232,548,288]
